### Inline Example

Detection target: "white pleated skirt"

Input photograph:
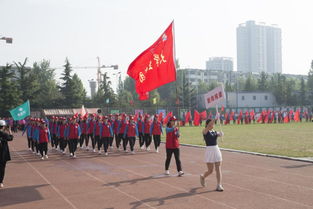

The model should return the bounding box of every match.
[204,145,222,163]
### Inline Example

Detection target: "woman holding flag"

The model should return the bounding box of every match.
[200,119,224,191]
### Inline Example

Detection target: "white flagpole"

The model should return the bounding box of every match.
[216,104,224,142]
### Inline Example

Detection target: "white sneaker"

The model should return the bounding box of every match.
[62,151,66,155]
[29,148,32,151]
[178,171,184,177]
[156,148,159,153]
[36,152,40,156]
[0,183,4,188]
[140,146,145,150]
[200,175,206,187]
[93,149,96,153]
[45,155,48,159]
[105,152,108,156]
[70,153,73,157]
[41,157,44,160]
[98,150,101,154]
[110,146,113,150]
[32,151,36,154]
[73,155,77,158]
[165,170,170,175]
[216,184,224,192]
[147,146,150,151]
[124,150,128,153]
[86,147,89,151]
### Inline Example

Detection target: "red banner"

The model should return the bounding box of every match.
[127,22,176,100]
[193,110,200,126]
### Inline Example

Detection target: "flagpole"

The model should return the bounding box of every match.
[216,104,224,142]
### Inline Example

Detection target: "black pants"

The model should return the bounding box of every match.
[87,133,93,148]
[0,161,7,183]
[79,134,86,147]
[165,148,182,172]
[144,134,152,147]
[38,142,48,157]
[153,135,161,150]
[122,137,129,151]
[92,134,98,150]
[128,137,136,151]
[117,134,123,148]
[59,137,67,151]
[103,137,110,153]
[33,140,39,153]
[95,135,101,150]
[27,137,32,149]
[51,134,57,148]
[68,139,78,154]
[109,136,114,147]
[139,133,144,147]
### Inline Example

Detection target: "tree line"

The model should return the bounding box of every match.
[0,58,312,116]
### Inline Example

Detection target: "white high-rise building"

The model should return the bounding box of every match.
[237,20,282,74]
[206,57,233,72]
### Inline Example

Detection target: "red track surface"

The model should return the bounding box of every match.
[1,132,312,209]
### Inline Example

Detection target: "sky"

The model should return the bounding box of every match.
[1,0,313,95]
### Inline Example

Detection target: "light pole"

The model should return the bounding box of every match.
[0,36,13,44]
[96,57,118,89]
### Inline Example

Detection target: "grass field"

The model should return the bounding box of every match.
[175,122,313,157]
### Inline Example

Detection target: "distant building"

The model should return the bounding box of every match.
[206,57,233,72]
[89,79,97,98]
[237,20,282,74]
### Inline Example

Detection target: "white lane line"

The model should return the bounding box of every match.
[93,154,237,209]
[60,159,156,209]
[12,147,78,209]
[122,149,313,209]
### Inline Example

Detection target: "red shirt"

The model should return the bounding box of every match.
[69,123,79,139]
[39,127,49,143]
[59,124,67,138]
[166,127,179,149]
[101,123,112,137]
[119,120,128,134]
[144,121,151,134]
[126,122,137,137]
[152,121,162,135]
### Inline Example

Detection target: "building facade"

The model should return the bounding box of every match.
[206,57,233,72]
[237,20,282,74]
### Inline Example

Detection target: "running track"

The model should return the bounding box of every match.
[0,132,312,209]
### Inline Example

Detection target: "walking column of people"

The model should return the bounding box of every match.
[22,113,164,160]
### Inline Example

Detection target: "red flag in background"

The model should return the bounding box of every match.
[185,111,191,123]
[200,111,207,120]
[193,110,200,126]
[237,110,242,124]
[159,112,163,122]
[294,109,300,122]
[163,112,173,125]
[127,22,176,100]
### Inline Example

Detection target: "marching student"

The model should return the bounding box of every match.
[108,114,114,150]
[33,119,41,156]
[22,118,34,152]
[150,114,163,153]
[117,114,127,151]
[199,119,224,192]
[164,116,184,177]
[87,115,96,152]
[113,114,121,150]
[79,116,88,149]
[124,116,138,154]
[36,120,51,160]
[101,116,113,156]
[143,114,152,151]
[137,115,145,149]
[65,117,81,158]
[57,117,68,154]
[95,116,103,154]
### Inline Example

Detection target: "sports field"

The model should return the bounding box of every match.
[178,122,313,157]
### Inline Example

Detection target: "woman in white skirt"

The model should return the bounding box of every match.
[200,119,224,191]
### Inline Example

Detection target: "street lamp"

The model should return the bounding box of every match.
[96,57,118,89]
[0,36,13,44]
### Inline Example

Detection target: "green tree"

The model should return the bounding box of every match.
[178,71,196,109]
[258,72,268,91]
[14,58,40,103]
[307,60,313,104]
[300,77,306,105]
[244,73,257,91]
[197,81,210,94]
[70,74,87,107]
[93,72,116,107]
[32,60,62,108]
[0,65,21,116]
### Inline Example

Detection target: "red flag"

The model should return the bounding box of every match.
[294,109,300,122]
[200,111,207,120]
[193,110,200,126]
[127,22,176,100]
[163,112,173,125]
[185,111,191,123]
[221,105,225,112]
[159,112,163,122]
[134,113,138,122]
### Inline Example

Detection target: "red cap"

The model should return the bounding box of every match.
[169,116,177,121]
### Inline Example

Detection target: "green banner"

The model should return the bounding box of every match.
[9,100,30,120]
[110,109,119,114]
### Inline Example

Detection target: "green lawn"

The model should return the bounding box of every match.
[175,122,313,158]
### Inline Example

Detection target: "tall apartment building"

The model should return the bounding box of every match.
[237,20,282,74]
[206,57,233,72]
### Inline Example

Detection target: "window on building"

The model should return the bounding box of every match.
[242,96,245,100]
[253,96,256,100]
[265,95,268,100]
